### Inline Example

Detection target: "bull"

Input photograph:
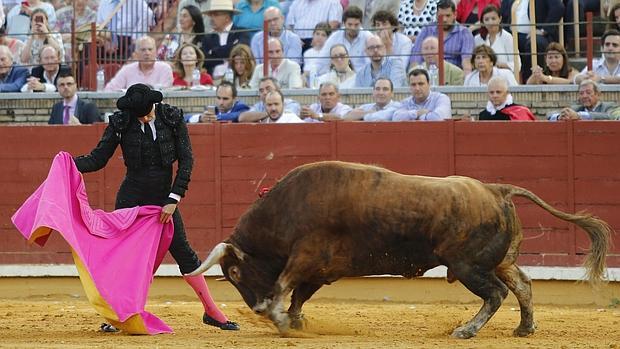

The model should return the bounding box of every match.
[189,161,611,338]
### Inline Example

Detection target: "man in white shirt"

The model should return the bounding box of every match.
[285,0,342,49]
[21,45,68,92]
[249,37,303,89]
[96,0,154,59]
[344,77,400,121]
[262,89,304,123]
[300,82,352,121]
[575,29,620,85]
[315,5,371,75]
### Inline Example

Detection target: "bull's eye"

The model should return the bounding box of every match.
[228,265,241,283]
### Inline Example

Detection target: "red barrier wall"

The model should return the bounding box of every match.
[1,121,618,267]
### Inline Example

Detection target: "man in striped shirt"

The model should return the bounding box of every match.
[285,0,343,50]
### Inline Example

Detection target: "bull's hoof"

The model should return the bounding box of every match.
[289,314,307,330]
[451,327,477,339]
[513,324,535,337]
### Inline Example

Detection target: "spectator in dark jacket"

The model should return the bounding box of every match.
[21,45,70,92]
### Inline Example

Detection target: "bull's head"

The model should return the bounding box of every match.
[188,242,281,314]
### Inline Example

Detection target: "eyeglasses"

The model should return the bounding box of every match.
[331,54,347,59]
[366,45,384,51]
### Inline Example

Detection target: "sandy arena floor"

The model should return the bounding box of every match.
[1,277,619,348]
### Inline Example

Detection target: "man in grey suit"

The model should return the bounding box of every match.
[49,72,101,125]
[548,79,620,121]
[347,0,399,29]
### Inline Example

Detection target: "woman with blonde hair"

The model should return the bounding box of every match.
[172,43,213,88]
[213,44,255,89]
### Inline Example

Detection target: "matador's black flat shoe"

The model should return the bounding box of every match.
[202,313,240,331]
[99,323,119,333]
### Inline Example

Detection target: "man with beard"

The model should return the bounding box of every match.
[239,77,301,122]
[409,0,474,75]
[354,35,406,88]
[316,6,372,75]
[548,79,620,121]
[575,29,620,85]
[262,90,304,123]
[49,71,101,124]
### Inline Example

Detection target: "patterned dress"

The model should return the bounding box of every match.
[398,0,439,38]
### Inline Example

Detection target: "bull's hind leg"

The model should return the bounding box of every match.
[449,265,509,339]
[495,264,535,337]
[288,282,322,329]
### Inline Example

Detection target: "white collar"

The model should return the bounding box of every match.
[486,94,513,115]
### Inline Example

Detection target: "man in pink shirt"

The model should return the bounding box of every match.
[105,36,173,91]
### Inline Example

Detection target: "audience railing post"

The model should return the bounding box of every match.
[574,0,581,57]
[586,11,593,71]
[89,22,97,91]
[528,0,538,69]
[263,20,269,78]
[437,17,444,86]
[511,1,521,83]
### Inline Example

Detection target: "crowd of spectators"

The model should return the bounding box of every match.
[0,0,619,123]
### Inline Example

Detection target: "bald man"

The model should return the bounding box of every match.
[21,45,70,93]
[249,37,303,89]
[479,76,535,121]
[409,36,464,86]
[251,7,302,65]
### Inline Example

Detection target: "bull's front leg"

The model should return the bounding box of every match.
[266,279,294,333]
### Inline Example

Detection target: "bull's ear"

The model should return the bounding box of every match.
[228,265,241,283]
[227,244,246,261]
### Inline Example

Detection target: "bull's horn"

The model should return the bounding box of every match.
[185,242,228,276]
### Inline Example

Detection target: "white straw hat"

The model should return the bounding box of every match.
[203,0,241,14]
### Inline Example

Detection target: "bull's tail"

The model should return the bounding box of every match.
[496,184,612,284]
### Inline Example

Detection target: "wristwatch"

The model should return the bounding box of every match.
[318,113,324,119]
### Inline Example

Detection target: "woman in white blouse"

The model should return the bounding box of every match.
[317,44,356,89]
[474,4,519,72]
[464,44,519,86]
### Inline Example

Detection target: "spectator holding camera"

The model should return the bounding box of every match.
[21,8,64,66]
[5,0,56,43]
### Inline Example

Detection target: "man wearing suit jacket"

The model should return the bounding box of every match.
[0,45,28,92]
[49,72,101,124]
[201,0,250,75]
[22,45,70,93]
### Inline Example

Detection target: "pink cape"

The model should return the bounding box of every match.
[11,151,174,335]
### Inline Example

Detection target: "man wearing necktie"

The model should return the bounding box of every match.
[48,72,101,124]
[73,83,239,332]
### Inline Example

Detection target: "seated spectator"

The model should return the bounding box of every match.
[176,0,212,33]
[21,9,64,66]
[527,42,578,85]
[303,22,332,78]
[464,45,518,86]
[213,44,255,88]
[355,35,406,87]
[0,44,28,92]
[575,29,620,85]
[393,68,452,121]
[0,26,24,65]
[49,71,100,124]
[300,82,352,121]
[316,5,371,75]
[105,36,173,91]
[344,77,400,121]
[285,0,342,50]
[409,0,474,74]
[54,0,96,62]
[96,0,154,60]
[456,0,500,33]
[187,81,250,123]
[317,44,357,88]
[548,79,620,121]
[250,6,302,65]
[500,0,564,82]
[5,0,56,42]
[201,0,251,75]
[249,37,303,89]
[233,0,281,36]
[172,43,214,88]
[157,5,205,61]
[398,0,439,41]
[21,45,69,92]
[411,36,464,85]
[479,76,535,120]
[372,10,413,70]
[607,3,620,31]
[348,0,399,30]
[474,4,518,72]
[261,90,304,123]
[239,76,301,122]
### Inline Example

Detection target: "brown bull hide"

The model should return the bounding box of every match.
[198,161,611,339]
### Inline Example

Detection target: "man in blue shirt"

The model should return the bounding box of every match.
[0,45,28,93]
[354,35,406,88]
[250,6,302,65]
[186,81,250,123]
[393,68,452,121]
